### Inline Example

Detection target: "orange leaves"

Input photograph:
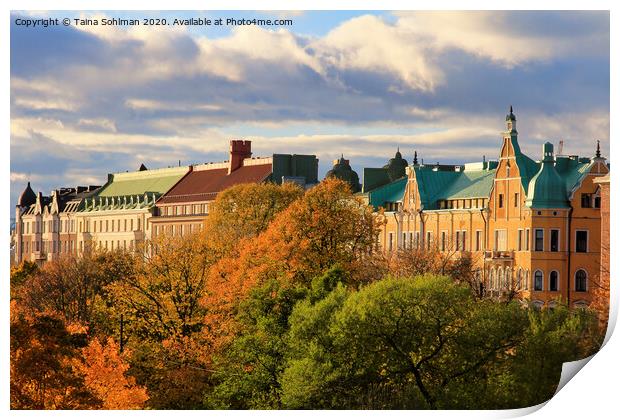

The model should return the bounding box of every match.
[74,338,148,410]
[203,178,379,348]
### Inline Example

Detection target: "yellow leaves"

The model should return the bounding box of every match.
[74,338,148,410]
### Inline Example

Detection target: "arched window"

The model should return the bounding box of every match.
[534,270,544,291]
[549,271,559,292]
[497,268,504,290]
[525,270,529,290]
[516,269,522,290]
[489,268,496,290]
[575,270,587,292]
[506,267,513,290]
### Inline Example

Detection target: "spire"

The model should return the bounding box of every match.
[596,140,601,158]
[510,105,513,114]
[413,150,418,165]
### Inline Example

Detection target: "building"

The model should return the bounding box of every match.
[150,140,319,238]
[325,155,361,192]
[593,172,610,323]
[14,183,101,265]
[368,108,609,308]
[74,164,191,254]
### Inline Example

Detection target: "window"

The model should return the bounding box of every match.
[514,192,519,207]
[534,270,544,291]
[534,229,544,251]
[550,271,559,291]
[575,270,587,292]
[388,232,394,251]
[441,231,446,251]
[475,230,482,251]
[456,231,461,251]
[517,229,523,251]
[498,268,505,290]
[594,196,601,208]
[550,229,559,252]
[494,230,507,251]
[498,194,504,208]
[576,231,588,253]
[516,269,522,290]
[402,232,407,249]
[581,193,591,208]
[526,229,530,251]
[426,231,432,250]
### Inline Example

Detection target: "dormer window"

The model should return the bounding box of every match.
[581,193,591,208]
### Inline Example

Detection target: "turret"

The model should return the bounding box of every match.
[525,142,569,208]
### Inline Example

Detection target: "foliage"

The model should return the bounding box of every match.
[281,276,599,409]
[109,231,213,342]
[10,302,97,409]
[9,180,604,410]
[10,260,39,299]
[203,182,304,259]
[17,250,137,335]
[73,337,148,409]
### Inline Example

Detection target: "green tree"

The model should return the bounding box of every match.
[282,276,531,409]
[206,266,349,409]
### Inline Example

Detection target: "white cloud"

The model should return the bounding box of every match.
[315,15,442,92]
[397,11,608,67]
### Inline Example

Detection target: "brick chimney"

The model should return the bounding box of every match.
[229,140,252,174]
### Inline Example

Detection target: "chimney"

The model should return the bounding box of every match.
[229,140,252,174]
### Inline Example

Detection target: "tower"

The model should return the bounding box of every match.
[506,105,517,133]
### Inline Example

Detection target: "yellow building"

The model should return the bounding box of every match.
[366,108,608,308]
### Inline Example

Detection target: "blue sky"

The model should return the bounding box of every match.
[10,10,610,210]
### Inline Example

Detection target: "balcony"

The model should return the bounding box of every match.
[484,250,514,260]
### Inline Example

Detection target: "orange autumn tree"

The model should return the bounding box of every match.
[203,181,304,259]
[204,178,379,346]
[74,338,148,409]
[10,301,98,409]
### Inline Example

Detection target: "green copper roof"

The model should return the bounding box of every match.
[525,143,569,208]
[414,167,460,209]
[413,164,496,209]
[96,166,189,198]
[437,170,496,200]
[367,177,407,209]
[506,134,541,194]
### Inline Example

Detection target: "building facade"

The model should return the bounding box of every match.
[13,140,319,262]
[14,184,101,264]
[366,109,609,308]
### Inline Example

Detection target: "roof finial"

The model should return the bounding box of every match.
[596,140,601,158]
[510,105,513,113]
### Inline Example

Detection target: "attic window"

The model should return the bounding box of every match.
[581,193,592,208]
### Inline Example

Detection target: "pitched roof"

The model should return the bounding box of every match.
[96,166,189,198]
[157,163,273,204]
[436,170,496,200]
[367,177,407,209]
[413,163,497,209]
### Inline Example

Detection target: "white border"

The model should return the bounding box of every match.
[3,1,618,419]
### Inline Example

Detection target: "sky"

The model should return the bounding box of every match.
[9,10,610,211]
